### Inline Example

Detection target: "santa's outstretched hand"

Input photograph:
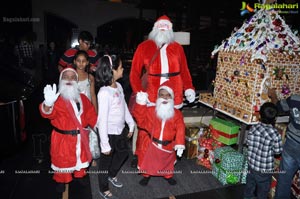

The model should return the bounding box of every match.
[136,91,148,105]
[185,89,196,103]
[43,84,60,107]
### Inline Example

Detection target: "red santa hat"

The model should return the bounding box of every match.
[154,15,173,30]
[156,15,171,22]
[59,67,78,81]
[158,81,174,99]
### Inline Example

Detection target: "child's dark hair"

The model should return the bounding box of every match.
[78,31,93,43]
[95,54,121,87]
[73,50,90,73]
[260,102,278,124]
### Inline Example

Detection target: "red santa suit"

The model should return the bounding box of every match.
[39,71,97,183]
[130,16,193,168]
[130,16,194,109]
[132,83,185,178]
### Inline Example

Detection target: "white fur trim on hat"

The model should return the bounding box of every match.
[154,20,173,30]
[158,85,174,99]
[59,67,78,81]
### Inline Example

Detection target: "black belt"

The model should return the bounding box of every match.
[138,127,172,146]
[53,126,80,136]
[152,137,172,146]
[148,72,180,78]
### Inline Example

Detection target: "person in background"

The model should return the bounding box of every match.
[45,41,60,85]
[244,102,282,199]
[129,15,195,168]
[58,30,100,73]
[95,54,135,199]
[132,81,185,186]
[73,50,98,113]
[39,67,97,194]
[268,88,300,199]
[14,32,35,69]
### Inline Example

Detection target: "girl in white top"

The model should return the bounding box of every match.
[73,50,98,113]
[95,54,134,199]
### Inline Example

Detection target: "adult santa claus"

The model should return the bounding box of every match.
[39,67,97,192]
[130,15,195,109]
[132,81,185,186]
[129,15,195,169]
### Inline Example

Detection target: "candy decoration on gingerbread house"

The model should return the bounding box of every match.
[199,6,300,124]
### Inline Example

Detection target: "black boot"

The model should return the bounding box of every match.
[139,177,150,186]
[131,155,138,168]
[74,175,89,187]
[55,183,66,193]
[165,177,177,185]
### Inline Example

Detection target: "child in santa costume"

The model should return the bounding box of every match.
[133,81,185,186]
[39,67,97,192]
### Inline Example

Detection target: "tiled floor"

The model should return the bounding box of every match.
[159,184,245,199]
[0,142,245,199]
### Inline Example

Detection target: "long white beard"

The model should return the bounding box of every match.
[155,98,174,121]
[59,80,80,101]
[148,28,174,47]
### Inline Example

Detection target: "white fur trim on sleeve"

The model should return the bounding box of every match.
[41,102,53,114]
[174,145,185,150]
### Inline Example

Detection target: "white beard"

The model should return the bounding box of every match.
[155,98,174,121]
[59,80,80,101]
[148,28,174,47]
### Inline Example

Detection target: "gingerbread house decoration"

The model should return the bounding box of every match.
[199,8,300,124]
